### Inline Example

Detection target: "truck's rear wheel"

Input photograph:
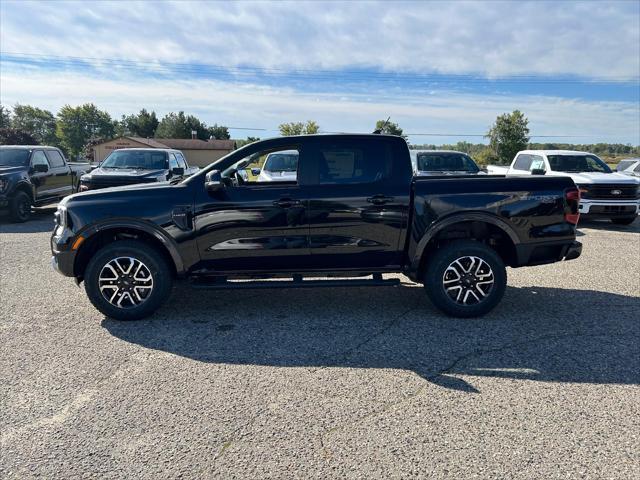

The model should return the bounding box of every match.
[84,240,173,321]
[611,216,636,225]
[9,191,32,223]
[423,240,506,318]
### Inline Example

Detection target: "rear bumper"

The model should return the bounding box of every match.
[515,240,582,267]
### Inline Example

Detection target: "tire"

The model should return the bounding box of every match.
[611,216,637,225]
[9,191,32,223]
[84,240,173,321]
[423,240,507,318]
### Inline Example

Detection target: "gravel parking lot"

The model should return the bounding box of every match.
[1,210,639,479]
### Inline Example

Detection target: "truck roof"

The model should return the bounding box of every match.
[518,150,596,156]
[0,145,61,150]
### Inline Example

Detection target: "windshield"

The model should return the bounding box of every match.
[416,152,479,173]
[101,150,168,170]
[0,149,31,167]
[548,154,611,173]
[264,153,298,172]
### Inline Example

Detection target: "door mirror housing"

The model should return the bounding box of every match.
[205,170,224,192]
[531,168,546,175]
[171,167,185,176]
[32,163,49,173]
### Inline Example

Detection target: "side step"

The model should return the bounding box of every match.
[189,273,400,290]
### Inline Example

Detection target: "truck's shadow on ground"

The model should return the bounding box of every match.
[578,218,639,234]
[0,208,56,234]
[103,284,640,393]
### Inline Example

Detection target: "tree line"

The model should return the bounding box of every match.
[1,104,637,164]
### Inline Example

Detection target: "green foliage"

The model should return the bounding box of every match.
[0,105,11,128]
[118,109,159,138]
[486,110,530,165]
[207,124,230,140]
[374,119,405,138]
[56,104,115,158]
[278,121,320,136]
[0,127,38,145]
[11,104,57,145]
[235,136,261,148]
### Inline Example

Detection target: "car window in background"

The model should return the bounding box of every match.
[513,154,532,171]
[0,149,31,166]
[101,151,168,169]
[45,150,65,168]
[547,154,611,173]
[169,154,179,170]
[529,155,545,171]
[176,153,187,169]
[634,163,640,173]
[31,151,50,168]
[263,152,298,173]
[616,159,638,171]
[417,153,479,173]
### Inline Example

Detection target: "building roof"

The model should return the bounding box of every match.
[96,137,235,151]
[153,138,235,150]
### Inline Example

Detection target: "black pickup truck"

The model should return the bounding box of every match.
[0,145,90,222]
[51,134,582,320]
[78,148,199,191]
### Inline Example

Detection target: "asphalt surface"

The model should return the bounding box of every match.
[1,210,639,479]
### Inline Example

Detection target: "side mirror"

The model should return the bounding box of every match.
[251,168,261,176]
[32,163,49,173]
[171,167,185,176]
[205,170,224,192]
[531,168,546,175]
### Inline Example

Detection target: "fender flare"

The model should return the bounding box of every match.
[410,212,520,272]
[8,180,34,200]
[78,219,186,275]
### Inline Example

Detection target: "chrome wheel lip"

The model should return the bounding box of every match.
[442,255,494,306]
[98,257,154,309]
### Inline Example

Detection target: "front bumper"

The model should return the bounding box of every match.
[579,199,639,218]
[51,226,78,277]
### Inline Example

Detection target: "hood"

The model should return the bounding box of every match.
[0,165,28,176]
[546,171,640,185]
[84,167,167,180]
[61,180,174,205]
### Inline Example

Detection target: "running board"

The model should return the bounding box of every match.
[189,273,400,290]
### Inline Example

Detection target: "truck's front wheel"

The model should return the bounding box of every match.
[9,191,32,223]
[84,240,173,321]
[423,240,506,318]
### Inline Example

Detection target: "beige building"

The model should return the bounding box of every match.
[92,137,236,167]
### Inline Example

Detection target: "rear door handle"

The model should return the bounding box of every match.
[367,195,394,205]
[273,198,302,208]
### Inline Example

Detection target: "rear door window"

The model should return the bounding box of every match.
[312,139,393,185]
[45,150,65,168]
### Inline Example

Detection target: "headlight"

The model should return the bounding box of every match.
[576,185,589,197]
[54,205,68,229]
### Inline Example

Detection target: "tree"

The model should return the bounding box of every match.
[207,124,230,140]
[0,105,11,128]
[374,119,405,138]
[56,104,115,158]
[0,128,38,145]
[235,136,260,148]
[155,111,205,139]
[120,109,159,138]
[278,120,320,136]
[486,110,530,165]
[11,104,57,145]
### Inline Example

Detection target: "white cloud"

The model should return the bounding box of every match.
[1,0,638,79]
[1,68,637,144]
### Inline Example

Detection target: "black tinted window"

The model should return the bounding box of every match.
[31,151,49,168]
[513,154,532,170]
[548,154,611,173]
[0,149,31,166]
[102,150,167,169]
[316,140,392,184]
[417,153,478,172]
[45,150,65,168]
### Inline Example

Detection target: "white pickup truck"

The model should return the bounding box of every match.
[487,150,640,225]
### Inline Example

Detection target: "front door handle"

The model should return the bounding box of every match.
[367,195,394,205]
[273,198,301,208]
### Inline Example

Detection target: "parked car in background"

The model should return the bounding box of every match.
[78,148,199,191]
[0,145,90,222]
[52,134,582,321]
[494,150,640,225]
[615,158,640,173]
[256,150,299,182]
[411,150,483,175]
[616,159,640,178]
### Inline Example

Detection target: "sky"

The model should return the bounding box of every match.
[1,0,639,145]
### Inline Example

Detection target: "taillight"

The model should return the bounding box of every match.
[565,188,580,225]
